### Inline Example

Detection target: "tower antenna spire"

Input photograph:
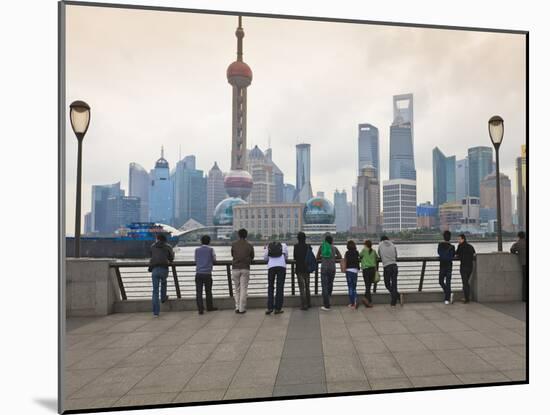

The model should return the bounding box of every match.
[161,145,164,159]
[236,15,244,61]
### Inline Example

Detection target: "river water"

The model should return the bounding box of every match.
[173,241,514,261]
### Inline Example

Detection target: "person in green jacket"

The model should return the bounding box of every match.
[359,240,378,307]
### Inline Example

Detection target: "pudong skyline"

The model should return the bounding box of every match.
[64,7,526,230]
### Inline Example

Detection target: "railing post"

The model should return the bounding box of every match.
[226,264,234,297]
[114,265,127,300]
[314,263,319,295]
[418,260,426,292]
[291,262,295,296]
[171,265,181,299]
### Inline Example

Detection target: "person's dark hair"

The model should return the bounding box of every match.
[238,228,248,239]
[443,230,451,242]
[459,233,466,241]
[297,231,306,242]
[518,231,526,239]
[347,240,356,251]
[325,234,333,244]
[380,235,389,241]
[156,233,167,242]
[201,235,211,245]
[365,239,373,253]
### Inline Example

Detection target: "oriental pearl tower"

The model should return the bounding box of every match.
[213,16,253,226]
[224,16,254,199]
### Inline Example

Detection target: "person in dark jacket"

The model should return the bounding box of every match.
[510,231,527,302]
[316,234,342,311]
[149,233,174,317]
[195,235,218,315]
[293,232,312,310]
[231,228,255,314]
[437,230,456,305]
[344,240,361,309]
[455,234,476,303]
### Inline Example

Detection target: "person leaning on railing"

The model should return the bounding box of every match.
[264,240,289,315]
[148,233,174,317]
[378,235,403,307]
[437,230,456,305]
[293,231,314,310]
[359,240,379,308]
[455,233,475,304]
[231,228,255,314]
[510,231,527,302]
[194,235,218,315]
[316,234,342,311]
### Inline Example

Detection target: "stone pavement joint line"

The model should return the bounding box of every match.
[63,302,526,411]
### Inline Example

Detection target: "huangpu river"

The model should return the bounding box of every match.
[173,241,514,260]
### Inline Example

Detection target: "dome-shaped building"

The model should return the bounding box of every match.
[213,197,247,226]
[303,197,335,224]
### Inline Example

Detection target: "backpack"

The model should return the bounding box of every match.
[268,242,283,258]
[321,241,333,258]
[440,243,454,262]
[305,245,317,273]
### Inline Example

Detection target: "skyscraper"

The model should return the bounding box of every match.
[468,146,493,197]
[206,162,225,226]
[265,148,285,203]
[149,147,173,225]
[356,166,381,233]
[455,158,469,201]
[173,156,207,227]
[389,94,416,180]
[283,183,296,203]
[224,16,253,200]
[247,145,276,204]
[432,147,456,207]
[105,196,140,233]
[129,162,150,222]
[295,143,313,202]
[351,185,358,227]
[358,123,380,179]
[90,182,124,234]
[480,172,513,232]
[383,179,417,232]
[516,145,526,230]
[333,189,350,232]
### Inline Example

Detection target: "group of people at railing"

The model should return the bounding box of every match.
[146,229,527,317]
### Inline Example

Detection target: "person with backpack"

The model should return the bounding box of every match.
[293,232,315,310]
[378,235,402,306]
[316,234,342,311]
[263,239,289,314]
[148,233,174,317]
[231,228,255,314]
[343,240,360,309]
[194,235,218,315]
[438,230,456,305]
[359,240,379,308]
[455,233,476,303]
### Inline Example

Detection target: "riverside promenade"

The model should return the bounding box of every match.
[64,301,526,411]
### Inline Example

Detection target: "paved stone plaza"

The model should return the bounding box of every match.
[64,302,526,411]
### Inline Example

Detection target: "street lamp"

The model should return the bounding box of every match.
[69,100,91,258]
[488,115,504,252]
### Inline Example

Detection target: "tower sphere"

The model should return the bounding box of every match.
[227,61,253,87]
[224,169,253,199]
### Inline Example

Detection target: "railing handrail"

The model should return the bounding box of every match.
[108,256,469,268]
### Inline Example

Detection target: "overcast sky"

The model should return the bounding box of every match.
[64,4,526,232]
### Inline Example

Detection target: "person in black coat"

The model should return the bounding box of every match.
[293,232,312,310]
[455,234,475,303]
[437,230,456,304]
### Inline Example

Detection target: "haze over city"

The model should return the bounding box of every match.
[64,5,526,231]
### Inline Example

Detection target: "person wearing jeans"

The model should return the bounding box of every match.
[344,240,360,309]
[231,228,255,313]
[264,241,288,314]
[148,233,174,317]
[293,231,312,310]
[437,230,456,305]
[194,235,218,315]
[378,235,401,306]
[316,234,342,311]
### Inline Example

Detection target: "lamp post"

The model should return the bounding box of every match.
[488,115,504,252]
[69,100,91,258]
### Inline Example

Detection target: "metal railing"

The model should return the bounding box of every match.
[110,257,468,301]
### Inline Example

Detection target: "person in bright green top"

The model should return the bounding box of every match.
[359,240,378,307]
